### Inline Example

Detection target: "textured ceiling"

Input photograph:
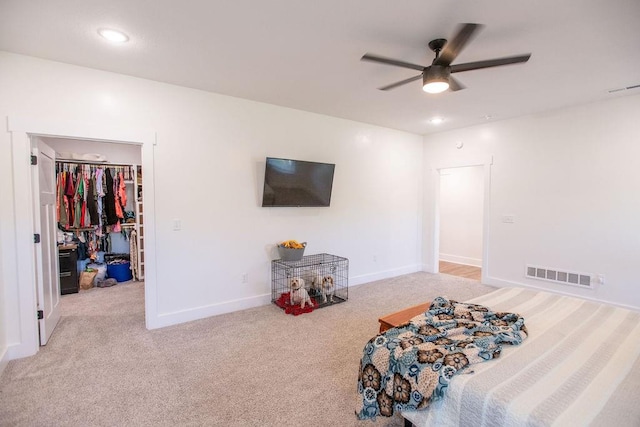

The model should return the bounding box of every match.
[1,0,639,135]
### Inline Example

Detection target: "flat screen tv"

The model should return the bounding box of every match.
[262,157,335,207]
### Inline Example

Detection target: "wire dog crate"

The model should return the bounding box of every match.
[271,253,348,309]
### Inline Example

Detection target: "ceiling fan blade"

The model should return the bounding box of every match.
[451,54,531,73]
[361,53,425,71]
[448,76,465,91]
[434,23,484,66]
[378,74,423,91]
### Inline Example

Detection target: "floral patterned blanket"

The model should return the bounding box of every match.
[356,296,528,420]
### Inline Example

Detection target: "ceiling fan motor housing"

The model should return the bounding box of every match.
[424,65,450,85]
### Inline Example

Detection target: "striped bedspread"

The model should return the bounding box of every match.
[403,287,640,427]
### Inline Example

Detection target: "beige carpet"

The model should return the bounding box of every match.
[0,272,496,426]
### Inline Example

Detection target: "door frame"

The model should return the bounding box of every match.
[424,155,493,283]
[6,116,158,359]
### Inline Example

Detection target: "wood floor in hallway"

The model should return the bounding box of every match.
[439,260,481,281]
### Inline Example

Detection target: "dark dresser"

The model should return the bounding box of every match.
[58,245,79,295]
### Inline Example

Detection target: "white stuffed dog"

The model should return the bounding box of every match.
[309,271,324,295]
[289,277,314,308]
[320,275,335,303]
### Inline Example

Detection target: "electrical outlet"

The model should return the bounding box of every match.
[373,255,377,263]
[597,274,605,285]
[172,219,181,231]
[242,273,248,284]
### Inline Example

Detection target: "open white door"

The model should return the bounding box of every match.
[32,140,61,345]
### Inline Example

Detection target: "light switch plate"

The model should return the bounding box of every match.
[502,215,515,223]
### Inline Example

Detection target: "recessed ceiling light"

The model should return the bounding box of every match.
[429,117,444,125]
[98,28,129,43]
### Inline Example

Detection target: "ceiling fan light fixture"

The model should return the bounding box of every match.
[423,66,450,94]
[423,80,449,94]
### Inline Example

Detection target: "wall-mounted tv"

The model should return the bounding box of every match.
[262,157,335,207]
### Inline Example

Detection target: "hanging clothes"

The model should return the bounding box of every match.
[130,229,139,281]
[73,168,83,229]
[87,169,100,225]
[65,169,75,227]
[95,167,105,231]
[114,170,125,220]
[118,170,127,210]
[55,162,139,268]
[57,171,69,228]
[81,165,91,228]
[104,168,119,225]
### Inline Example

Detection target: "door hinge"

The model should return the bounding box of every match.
[37,310,43,320]
[30,155,38,165]
[34,233,41,243]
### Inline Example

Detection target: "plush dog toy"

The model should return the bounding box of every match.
[289,277,314,308]
[320,275,335,303]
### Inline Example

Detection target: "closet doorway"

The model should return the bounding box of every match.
[35,136,145,344]
[8,117,157,360]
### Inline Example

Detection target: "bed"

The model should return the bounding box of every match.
[357,287,640,427]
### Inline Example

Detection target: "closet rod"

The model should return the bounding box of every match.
[55,159,137,168]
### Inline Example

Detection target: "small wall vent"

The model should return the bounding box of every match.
[525,265,593,289]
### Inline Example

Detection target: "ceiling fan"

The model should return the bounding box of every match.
[361,23,531,93]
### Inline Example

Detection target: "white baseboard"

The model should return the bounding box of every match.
[439,254,482,267]
[0,346,8,378]
[5,339,38,361]
[150,293,272,329]
[350,264,422,287]
[486,276,640,312]
[421,263,435,273]
[147,263,444,329]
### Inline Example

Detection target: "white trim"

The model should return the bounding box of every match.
[349,264,422,287]
[0,346,8,377]
[439,254,482,267]
[154,294,272,329]
[7,116,156,146]
[420,263,432,272]
[5,115,159,359]
[155,264,422,328]
[425,155,493,283]
[7,131,39,359]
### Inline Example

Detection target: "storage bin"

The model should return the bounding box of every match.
[277,243,306,261]
[107,262,133,282]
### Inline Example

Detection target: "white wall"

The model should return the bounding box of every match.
[423,93,640,310]
[0,52,423,361]
[439,166,484,266]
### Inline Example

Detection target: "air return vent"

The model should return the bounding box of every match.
[526,265,593,289]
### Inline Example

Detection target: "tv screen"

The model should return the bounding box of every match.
[262,157,335,207]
